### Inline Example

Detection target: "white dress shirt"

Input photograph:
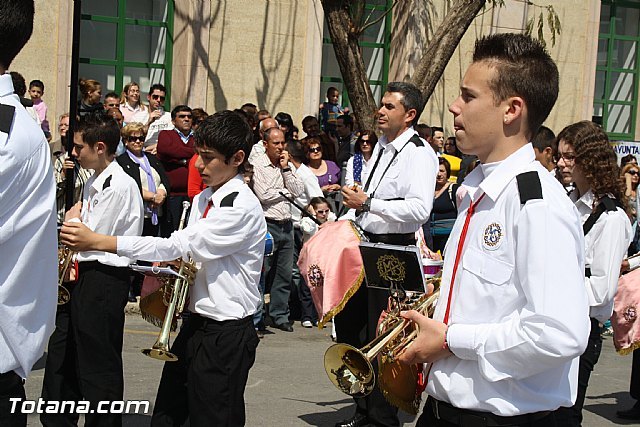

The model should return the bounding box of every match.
[357,127,438,234]
[428,144,590,415]
[572,190,632,323]
[0,74,57,378]
[77,161,144,266]
[248,141,266,166]
[118,176,266,321]
[291,163,323,227]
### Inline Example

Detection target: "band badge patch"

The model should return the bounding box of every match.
[482,222,503,250]
[307,264,324,288]
[623,305,637,323]
[376,255,406,282]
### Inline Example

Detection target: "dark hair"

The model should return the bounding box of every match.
[557,120,626,212]
[531,125,555,152]
[75,112,121,156]
[191,108,208,127]
[241,104,258,129]
[10,71,26,97]
[0,1,34,69]
[302,115,318,127]
[438,156,452,178]
[327,87,339,96]
[171,105,192,120]
[431,126,444,134]
[385,81,424,126]
[355,130,378,154]
[309,196,332,212]
[29,79,44,91]
[445,136,463,157]
[275,112,294,139]
[104,91,119,101]
[304,136,323,157]
[415,123,432,140]
[337,114,353,130]
[286,140,306,164]
[193,110,253,174]
[473,33,559,138]
[621,154,637,169]
[148,83,166,94]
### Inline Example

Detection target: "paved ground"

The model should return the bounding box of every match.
[23,312,639,426]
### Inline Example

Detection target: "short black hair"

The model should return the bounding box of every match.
[439,156,451,178]
[385,81,424,126]
[327,86,339,96]
[29,79,44,91]
[10,71,26,97]
[531,125,555,152]
[75,112,121,156]
[0,1,34,69]
[193,110,253,174]
[431,126,444,134]
[104,91,119,100]
[415,123,432,139]
[149,83,166,94]
[473,33,559,139]
[286,140,306,163]
[171,105,192,120]
[337,114,353,129]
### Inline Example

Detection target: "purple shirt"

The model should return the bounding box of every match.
[315,160,341,187]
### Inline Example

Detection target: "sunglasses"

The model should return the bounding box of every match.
[151,94,166,101]
[308,147,322,153]
[316,209,330,214]
[177,114,192,119]
[359,139,371,145]
[127,135,145,142]
[629,170,639,176]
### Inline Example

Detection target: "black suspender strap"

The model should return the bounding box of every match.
[583,195,621,277]
[363,148,383,193]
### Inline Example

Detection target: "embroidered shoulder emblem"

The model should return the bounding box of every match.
[307,264,324,288]
[482,222,503,250]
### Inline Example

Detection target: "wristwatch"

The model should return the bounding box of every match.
[361,197,372,212]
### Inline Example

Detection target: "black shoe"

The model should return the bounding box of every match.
[335,413,370,427]
[617,403,640,420]
[256,330,265,339]
[274,322,293,332]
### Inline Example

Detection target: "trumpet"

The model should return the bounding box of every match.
[324,282,440,401]
[57,246,73,305]
[141,201,197,362]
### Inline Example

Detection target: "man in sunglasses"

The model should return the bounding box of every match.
[157,105,195,232]
[144,83,173,154]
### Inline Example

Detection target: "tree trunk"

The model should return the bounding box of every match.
[410,0,486,106]
[321,0,379,132]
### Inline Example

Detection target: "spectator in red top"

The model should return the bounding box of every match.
[157,105,194,231]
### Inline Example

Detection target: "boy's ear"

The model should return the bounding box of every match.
[231,149,245,167]
[95,141,107,155]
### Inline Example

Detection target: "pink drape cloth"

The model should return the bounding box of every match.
[298,220,365,328]
[612,267,640,355]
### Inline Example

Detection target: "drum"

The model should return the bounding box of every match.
[264,230,274,257]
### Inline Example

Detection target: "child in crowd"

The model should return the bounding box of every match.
[29,79,50,139]
[300,196,336,241]
[319,87,348,137]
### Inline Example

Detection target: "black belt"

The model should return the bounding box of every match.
[429,397,550,427]
[191,314,253,331]
[364,231,415,246]
[266,218,292,226]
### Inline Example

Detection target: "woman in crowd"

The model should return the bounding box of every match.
[275,111,295,141]
[441,136,462,182]
[119,81,147,124]
[554,120,632,426]
[306,137,341,194]
[344,130,377,188]
[429,157,458,254]
[78,78,103,117]
[622,162,640,254]
[621,154,638,169]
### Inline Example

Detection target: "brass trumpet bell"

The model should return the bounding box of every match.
[141,346,178,362]
[324,344,375,397]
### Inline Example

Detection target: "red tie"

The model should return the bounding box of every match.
[202,200,213,219]
[442,193,485,325]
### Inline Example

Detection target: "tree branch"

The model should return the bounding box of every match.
[358,0,398,35]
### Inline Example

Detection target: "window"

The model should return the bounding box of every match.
[594,1,640,140]
[79,0,174,104]
[320,1,392,111]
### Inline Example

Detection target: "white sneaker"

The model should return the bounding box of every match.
[302,320,313,328]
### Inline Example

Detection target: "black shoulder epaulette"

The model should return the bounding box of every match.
[583,195,621,236]
[515,171,543,204]
[220,191,239,207]
[102,175,112,190]
[0,104,16,134]
[409,133,424,147]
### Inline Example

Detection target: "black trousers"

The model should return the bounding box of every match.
[417,397,557,427]
[0,371,26,427]
[151,314,259,427]
[333,232,415,426]
[41,262,130,427]
[553,318,602,426]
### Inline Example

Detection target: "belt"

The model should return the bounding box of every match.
[429,397,550,427]
[364,231,415,246]
[266,218,292,226]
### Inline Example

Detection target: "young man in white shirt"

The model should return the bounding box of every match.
[41,113,144,427]
[143,83,173,154]
[553,120,632,425]
[398,33,590,426]
[0,2,57,426]
[60,110,266,427]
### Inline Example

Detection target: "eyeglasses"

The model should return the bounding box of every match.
[308,147,322,153]
[629,170,639,176]
[316,209,330,214]
[177,114,192,119]
[127,135,145,142]
[359,139,371,145]
[151,94,166,101]
[554,153,576,163]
